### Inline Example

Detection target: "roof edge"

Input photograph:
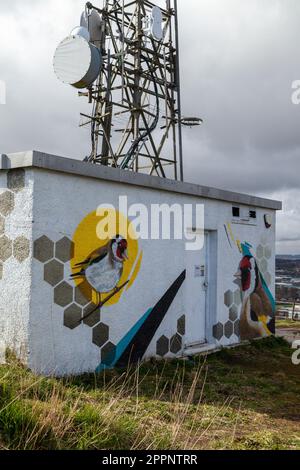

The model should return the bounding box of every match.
[0,150,282,211]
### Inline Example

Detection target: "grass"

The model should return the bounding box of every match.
[0,337,300,450]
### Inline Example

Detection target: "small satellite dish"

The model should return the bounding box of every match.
[71,26,90,42]
[80,10,88,29]
[151,6,163,42]
[80,8,103,47]
[143,6,163,42]
[53,35,101,89]
[264,214,273,229]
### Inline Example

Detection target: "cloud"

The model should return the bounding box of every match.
[0,0,299,252]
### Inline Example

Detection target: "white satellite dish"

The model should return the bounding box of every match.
[151,6,163,42]
[143,6,163,42]
[80,10,88,29]
[53,35,101,89]
[80,8,103,46]
[71,26,90,42]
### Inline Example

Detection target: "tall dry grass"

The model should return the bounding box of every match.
[0,350,246,450]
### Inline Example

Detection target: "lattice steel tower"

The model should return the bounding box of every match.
[54,1,201,180]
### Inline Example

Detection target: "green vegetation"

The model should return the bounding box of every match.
[0,337,300,450]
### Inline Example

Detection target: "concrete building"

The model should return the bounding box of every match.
[0,151,281,376]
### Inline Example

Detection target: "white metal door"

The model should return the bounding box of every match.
[184,232,208,347]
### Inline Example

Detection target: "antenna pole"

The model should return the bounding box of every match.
[174,0,184,182]
[78,0,198,180]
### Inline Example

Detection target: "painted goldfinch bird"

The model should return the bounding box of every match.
[235,254,275,340]
[71,235,128,293]
[71,235,129,321]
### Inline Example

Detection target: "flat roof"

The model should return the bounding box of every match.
[0,150,282,211]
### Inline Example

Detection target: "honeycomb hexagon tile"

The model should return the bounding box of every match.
[0,236,12,262]
[64,304,82,330]
[256,245,264,260]
[224,321,234,339]
[83,303,101,328]
[34,236,54,263]
[234,319,240,337]
[0,216,5,236]
[13,236,30,263]
[224,290,234,307]
[264,246,272,260]
[229,305,239,322]
[93,323,109,348]
[44,260,64,287]
[170,334,182,354]
[259,258,268,274]
[54,281,73,307]
[101,342,117,365]
[213,323,224,341]
[177,315,186,336]
[7,169,25,193]
[75,286,90,307]
[0,191,14,216]
[233,289,242,307]
[264,272,272,286]
[260,235,267,245]
[55,237,74,263]
[156,335,169,357]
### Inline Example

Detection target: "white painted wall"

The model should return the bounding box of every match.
[0,169,34,363]
[0,166,277,375]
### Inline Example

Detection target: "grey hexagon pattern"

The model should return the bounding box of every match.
[93,323,109,348]
[213,322,224,341]
[156,335,170,357]
[101,342,117,364]
[34,236,54,263]
[0,216,5,236]
[54,281,73,307]
[55,237,74,263]
[75,286,90,307]
[0,236,12,262]
[224,290,234,307]
[7,169,25,193]
[13,236,30,263]
[64,304,82,330]
[170,334,182,354]
[83,304,101,327]
[0,191,15,216]
[44,260,64,287]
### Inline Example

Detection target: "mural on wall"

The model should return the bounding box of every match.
[213,223,275,343]
[97,270,186,371]
[34,208,186,370]
[0,169,31,277]
[71,235,130,322]
[71,209,142,318]
[235,242,275,340]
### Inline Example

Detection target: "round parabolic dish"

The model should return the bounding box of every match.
[71,26,91,42]
[53,35,101,89]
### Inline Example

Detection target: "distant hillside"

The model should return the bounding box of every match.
[276,257,300,273]
[277,255,300,261]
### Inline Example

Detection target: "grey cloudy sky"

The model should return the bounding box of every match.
[0,0,299,254]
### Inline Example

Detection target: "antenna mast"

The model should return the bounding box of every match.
[53,0,202,180]
[82,0,183,179]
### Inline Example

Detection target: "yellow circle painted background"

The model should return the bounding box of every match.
[71,209,142,306]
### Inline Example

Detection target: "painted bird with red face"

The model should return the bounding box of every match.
[235,253,275,340]
[71,235,128,294]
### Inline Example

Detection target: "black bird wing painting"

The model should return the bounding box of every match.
[71,244,110,278]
